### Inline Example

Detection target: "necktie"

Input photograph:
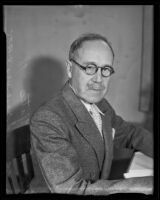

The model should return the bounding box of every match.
[89,104,103,138]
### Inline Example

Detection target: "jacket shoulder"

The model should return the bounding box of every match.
[30,93,64,119]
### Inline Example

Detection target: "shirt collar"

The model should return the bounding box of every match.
[81,100,105,116]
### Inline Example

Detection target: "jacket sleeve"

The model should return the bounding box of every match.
[106,101,153,157]
[30,108,153,195]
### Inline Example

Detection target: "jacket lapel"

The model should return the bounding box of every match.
[100,114,113,179]
[62,82,105,171]
[97,99,113,179]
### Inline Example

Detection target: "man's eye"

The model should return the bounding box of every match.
[103,67,110,71]
[103,67,113,71]
[86,65,96,69]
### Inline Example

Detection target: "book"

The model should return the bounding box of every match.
[123,152,153,178]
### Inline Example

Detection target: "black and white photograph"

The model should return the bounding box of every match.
[5,5,154,195]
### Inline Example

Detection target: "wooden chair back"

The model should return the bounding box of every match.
[6,125,34,194]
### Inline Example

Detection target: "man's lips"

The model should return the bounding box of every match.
[88,84,105,91]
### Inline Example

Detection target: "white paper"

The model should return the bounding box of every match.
[123,152,153,178]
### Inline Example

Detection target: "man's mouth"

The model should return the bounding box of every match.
[88,84,105,91]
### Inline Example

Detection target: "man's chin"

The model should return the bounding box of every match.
[77,91,106,104]
[90,98,103,104]
[89,92,105,103]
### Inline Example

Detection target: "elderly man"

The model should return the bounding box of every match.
[30,33,153,195]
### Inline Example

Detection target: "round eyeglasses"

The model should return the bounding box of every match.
[70,59,115,77]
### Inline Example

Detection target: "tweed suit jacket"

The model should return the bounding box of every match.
[30,81,153,195]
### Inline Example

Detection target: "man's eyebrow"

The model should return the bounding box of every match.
[83,61,112,67]
[83,61,97,65]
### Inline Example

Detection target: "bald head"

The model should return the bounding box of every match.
[69,33,114,61]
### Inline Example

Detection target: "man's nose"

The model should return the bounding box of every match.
[94,68,102,82]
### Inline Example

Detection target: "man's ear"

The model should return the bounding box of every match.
[66,60,72,79]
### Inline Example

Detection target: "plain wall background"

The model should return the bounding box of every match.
[5,5,153,132]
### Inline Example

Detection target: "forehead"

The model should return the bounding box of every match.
[76,40,113,63]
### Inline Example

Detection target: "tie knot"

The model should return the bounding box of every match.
[90,104,98,114]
